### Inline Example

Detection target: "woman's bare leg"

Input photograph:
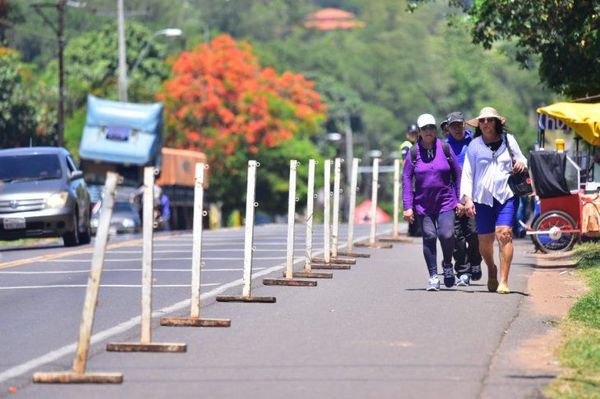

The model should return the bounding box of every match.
[495,226,513,293]
[478,233,498,291]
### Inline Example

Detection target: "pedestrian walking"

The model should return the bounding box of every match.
[403,113,462,291]
[461,107,527,294]
[445,111,482,287]
[400,124,422,237]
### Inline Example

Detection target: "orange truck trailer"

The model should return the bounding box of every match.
[156,147,209,230]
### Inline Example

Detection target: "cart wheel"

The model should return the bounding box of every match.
[531,211,578,253]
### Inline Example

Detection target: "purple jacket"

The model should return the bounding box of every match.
[402,139,462,216]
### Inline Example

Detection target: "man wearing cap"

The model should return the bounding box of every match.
[400,124,419,161]
[446,111,482,287]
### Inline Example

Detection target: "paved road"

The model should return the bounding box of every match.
[0,224,552,398]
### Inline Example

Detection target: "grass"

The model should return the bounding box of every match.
[0,238,61,248]
[546,243,600,398]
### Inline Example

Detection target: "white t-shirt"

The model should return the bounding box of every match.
[460,133,527,206]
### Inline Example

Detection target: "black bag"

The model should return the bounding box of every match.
[503,133,533,196]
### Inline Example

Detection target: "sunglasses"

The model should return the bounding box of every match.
[478,117,497,123]
[420,124,436,131]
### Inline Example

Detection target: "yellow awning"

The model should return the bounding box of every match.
[537,102,600,146]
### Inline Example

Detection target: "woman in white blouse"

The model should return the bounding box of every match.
[461,107,527,294]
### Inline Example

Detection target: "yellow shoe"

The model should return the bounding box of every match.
[497,282,510,294]
[487,277,499,292]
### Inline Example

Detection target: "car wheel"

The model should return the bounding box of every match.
[79,215,92,245]
[63,213,80,247]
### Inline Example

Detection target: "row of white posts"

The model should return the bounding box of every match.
[33,156,409,384]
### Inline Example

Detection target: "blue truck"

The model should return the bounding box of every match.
[78,95,202,230]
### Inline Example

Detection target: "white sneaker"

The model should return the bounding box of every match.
[427,276,440,291]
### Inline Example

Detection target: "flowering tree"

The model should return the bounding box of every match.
[158,34,326,214]
[159,34,326,164]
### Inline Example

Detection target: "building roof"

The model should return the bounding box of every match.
[304,8,365,31]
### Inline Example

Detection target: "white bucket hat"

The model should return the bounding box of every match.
[467,107,506,127]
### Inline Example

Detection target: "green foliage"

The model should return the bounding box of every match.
[258,0,547,156]
[548,243,600,398]
[468,0,600,98]
[63,21,171,106]
[209,137,324,216]
[0,48,56,147]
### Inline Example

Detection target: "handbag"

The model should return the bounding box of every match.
[503,133,533,196]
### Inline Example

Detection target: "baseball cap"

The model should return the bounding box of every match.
[417,113,436,128]
[446,112,464,124]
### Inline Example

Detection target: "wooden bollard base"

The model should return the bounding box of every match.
[263,278,317,287]
[312,257,356,265]
[216,295,276,303]
[336,250,370,258]
[106,342,186,352]
[378,235,414,243]
[33,372,123,384]
[287,271,333,279]
[354,241,393,249]
[160,317,231,327]
[311,263,351,270]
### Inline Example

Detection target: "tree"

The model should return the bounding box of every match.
[159,34,326,212]
[468,0,600,98]
[62,21,172,107]
[0,47,56,148]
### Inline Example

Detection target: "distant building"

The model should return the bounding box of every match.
[304,8,365,31]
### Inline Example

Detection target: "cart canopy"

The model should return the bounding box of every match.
[529,151,571,198]
[537,102,600,146]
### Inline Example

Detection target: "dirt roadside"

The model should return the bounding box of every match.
[516,249,587,374]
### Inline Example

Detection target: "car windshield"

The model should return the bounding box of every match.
[0,154,63,182]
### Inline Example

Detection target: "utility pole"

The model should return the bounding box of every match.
[31,0,68,147]
[117,0,127,101]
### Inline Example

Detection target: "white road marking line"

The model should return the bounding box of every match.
[104,249,301,254]
[0,283,220,290]
[0,231,380,384]
[42,256,297,262]
[0,267,266,275]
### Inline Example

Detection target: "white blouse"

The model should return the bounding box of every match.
[460,134,527,206]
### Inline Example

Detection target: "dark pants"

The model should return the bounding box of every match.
[417,210,455,277]
[453,214,481,276]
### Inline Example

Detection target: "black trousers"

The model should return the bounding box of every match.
[453,214,481,276]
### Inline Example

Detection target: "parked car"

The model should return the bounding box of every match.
[0,147,91,246]
[90,200,141,235]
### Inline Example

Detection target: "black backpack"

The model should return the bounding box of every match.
[409,141,456,183]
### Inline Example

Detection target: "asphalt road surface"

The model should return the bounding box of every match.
[0,223,552,398]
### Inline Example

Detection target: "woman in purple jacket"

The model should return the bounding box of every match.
[403,113,462,291]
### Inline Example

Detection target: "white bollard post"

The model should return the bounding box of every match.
[33,173,123,383]
[369,158,379,244]
[392,158,400,237]
[217,161,276,302]
[305,159,315,272]
[293,160,333,279]
[355,158,392,249]
[140,166,154,344]
[347,158,359,250]
[378,158,413,243]
[285,160,298,279]
[242,160,258,296]
[263,160,317,286]
[161,163,230,327]
[331,158,341,258]
[107,167,186,352]
[337,158,370,258]
[312,159,353,269]
[323,160,331,263]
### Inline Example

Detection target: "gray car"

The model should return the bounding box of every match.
[0,147,91,246]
